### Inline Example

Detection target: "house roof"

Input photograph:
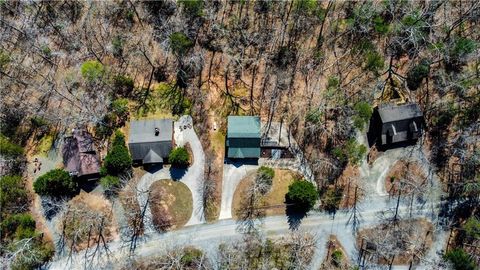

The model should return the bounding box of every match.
[377,103,423,123]
[142,149,163,164]
[227,116,261,138]
[129,119,173,144]
[227,147,261,159]
[62,130,100,177]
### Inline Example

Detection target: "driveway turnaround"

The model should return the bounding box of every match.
[136,116,206,233]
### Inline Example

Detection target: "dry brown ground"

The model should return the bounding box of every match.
[319,235,351,270]
[385,160,427,196]
[149,180,192,231]
[61,191,117,251]
[337,165,363,209]
[356,219,434,265]
[232,169,299,219]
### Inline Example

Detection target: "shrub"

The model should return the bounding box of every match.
[180,247,203,267]
[100,175,120,191]
[332,138,367,165]
[169,147,190,167]
[33,169,77,197]
[0,49,10,71]
[104,145,132,175]
[286,180,317,211]
[446,37,477,71]
[352,101,372,131]
[113,75,134,97]
[305,109,323,125]
[407,59,430,90]
[30,116,49,129]
[111,98,129,119]
[321,187,342,213]
[331,249,343,267]
[112,130,126,147]
[169,32,194,56]
[365,50,384,74]
[1,213,36,240]
[444,248,477,270]
[112,36,123,57]
[463,216,480,240]
[80,60,105,82]
[0,175,28,217]
[373,15,389,35]
[0,134,24,158]
[178,0,203,17]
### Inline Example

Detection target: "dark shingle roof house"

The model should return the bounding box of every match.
[128,119,174,164]
[368,103,424,147]
[62,129,101,180]
[226,116,261,159]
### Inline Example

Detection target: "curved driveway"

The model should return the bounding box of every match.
[136,116,205,233]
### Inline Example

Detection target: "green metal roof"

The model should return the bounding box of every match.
[227,116,261,138]
[227,147,261,158]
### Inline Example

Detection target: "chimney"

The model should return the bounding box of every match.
[154,127,159,136]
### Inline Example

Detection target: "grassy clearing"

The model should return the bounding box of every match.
[232,169,298,219]
[149,179,193,230]
[34,134,54,157]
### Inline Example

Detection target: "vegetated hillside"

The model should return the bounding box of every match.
[0,0,479,268]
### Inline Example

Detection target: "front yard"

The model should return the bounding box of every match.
[149,179,193,231]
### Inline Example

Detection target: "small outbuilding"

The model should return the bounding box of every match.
[63,129,101,180]
[368,103,424,148]
[128,119,174,165]
[226,116,261,159]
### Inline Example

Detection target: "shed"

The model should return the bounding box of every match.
[62,129,101,180]
[226,116,261,159]
[128,119,174,164]
[368,103,424,147]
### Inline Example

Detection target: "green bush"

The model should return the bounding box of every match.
[111,98,129,119]
[10,241,54,270]
[444,248,477,270]
[104,144,132,175]
[1,213,36,240]
[0,134,24,158]
[113,75,134,97]
[30,116,49,129]
[0,175,28,217]
[181,247,203,267]
[169,32,194,56]
[463,216,480,240]
[112,130,127,147]
[305,109,323,125]
[286,180,317,210]
[331,249,343,267]
[332,138,367,165]
[373,15,390,35]
[112,36,124,57]
[407,59,430,90]
[100,175,120,191]
[169,147,190,167]
[80,60,105,82]
[352,101,372,131]
[0,49,10,71]
[178,0,203,17]
[33,169,77,197]
[365,50,384,74]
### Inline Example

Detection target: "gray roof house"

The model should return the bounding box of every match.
[128,119,174,164]
[368,103,424,147]
[226,116,261,159]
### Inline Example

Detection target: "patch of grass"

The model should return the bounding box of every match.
[150,180,193,230]
[210,131,225,154]
[232,169,298,218]
[34,134,54,157]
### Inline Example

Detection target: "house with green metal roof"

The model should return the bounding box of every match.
[226,116,261,159]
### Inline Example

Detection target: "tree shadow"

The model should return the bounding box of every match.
[225,158,259,168]
[285,202,308,231]
[144,163,164,174]
[170,166,188,180]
